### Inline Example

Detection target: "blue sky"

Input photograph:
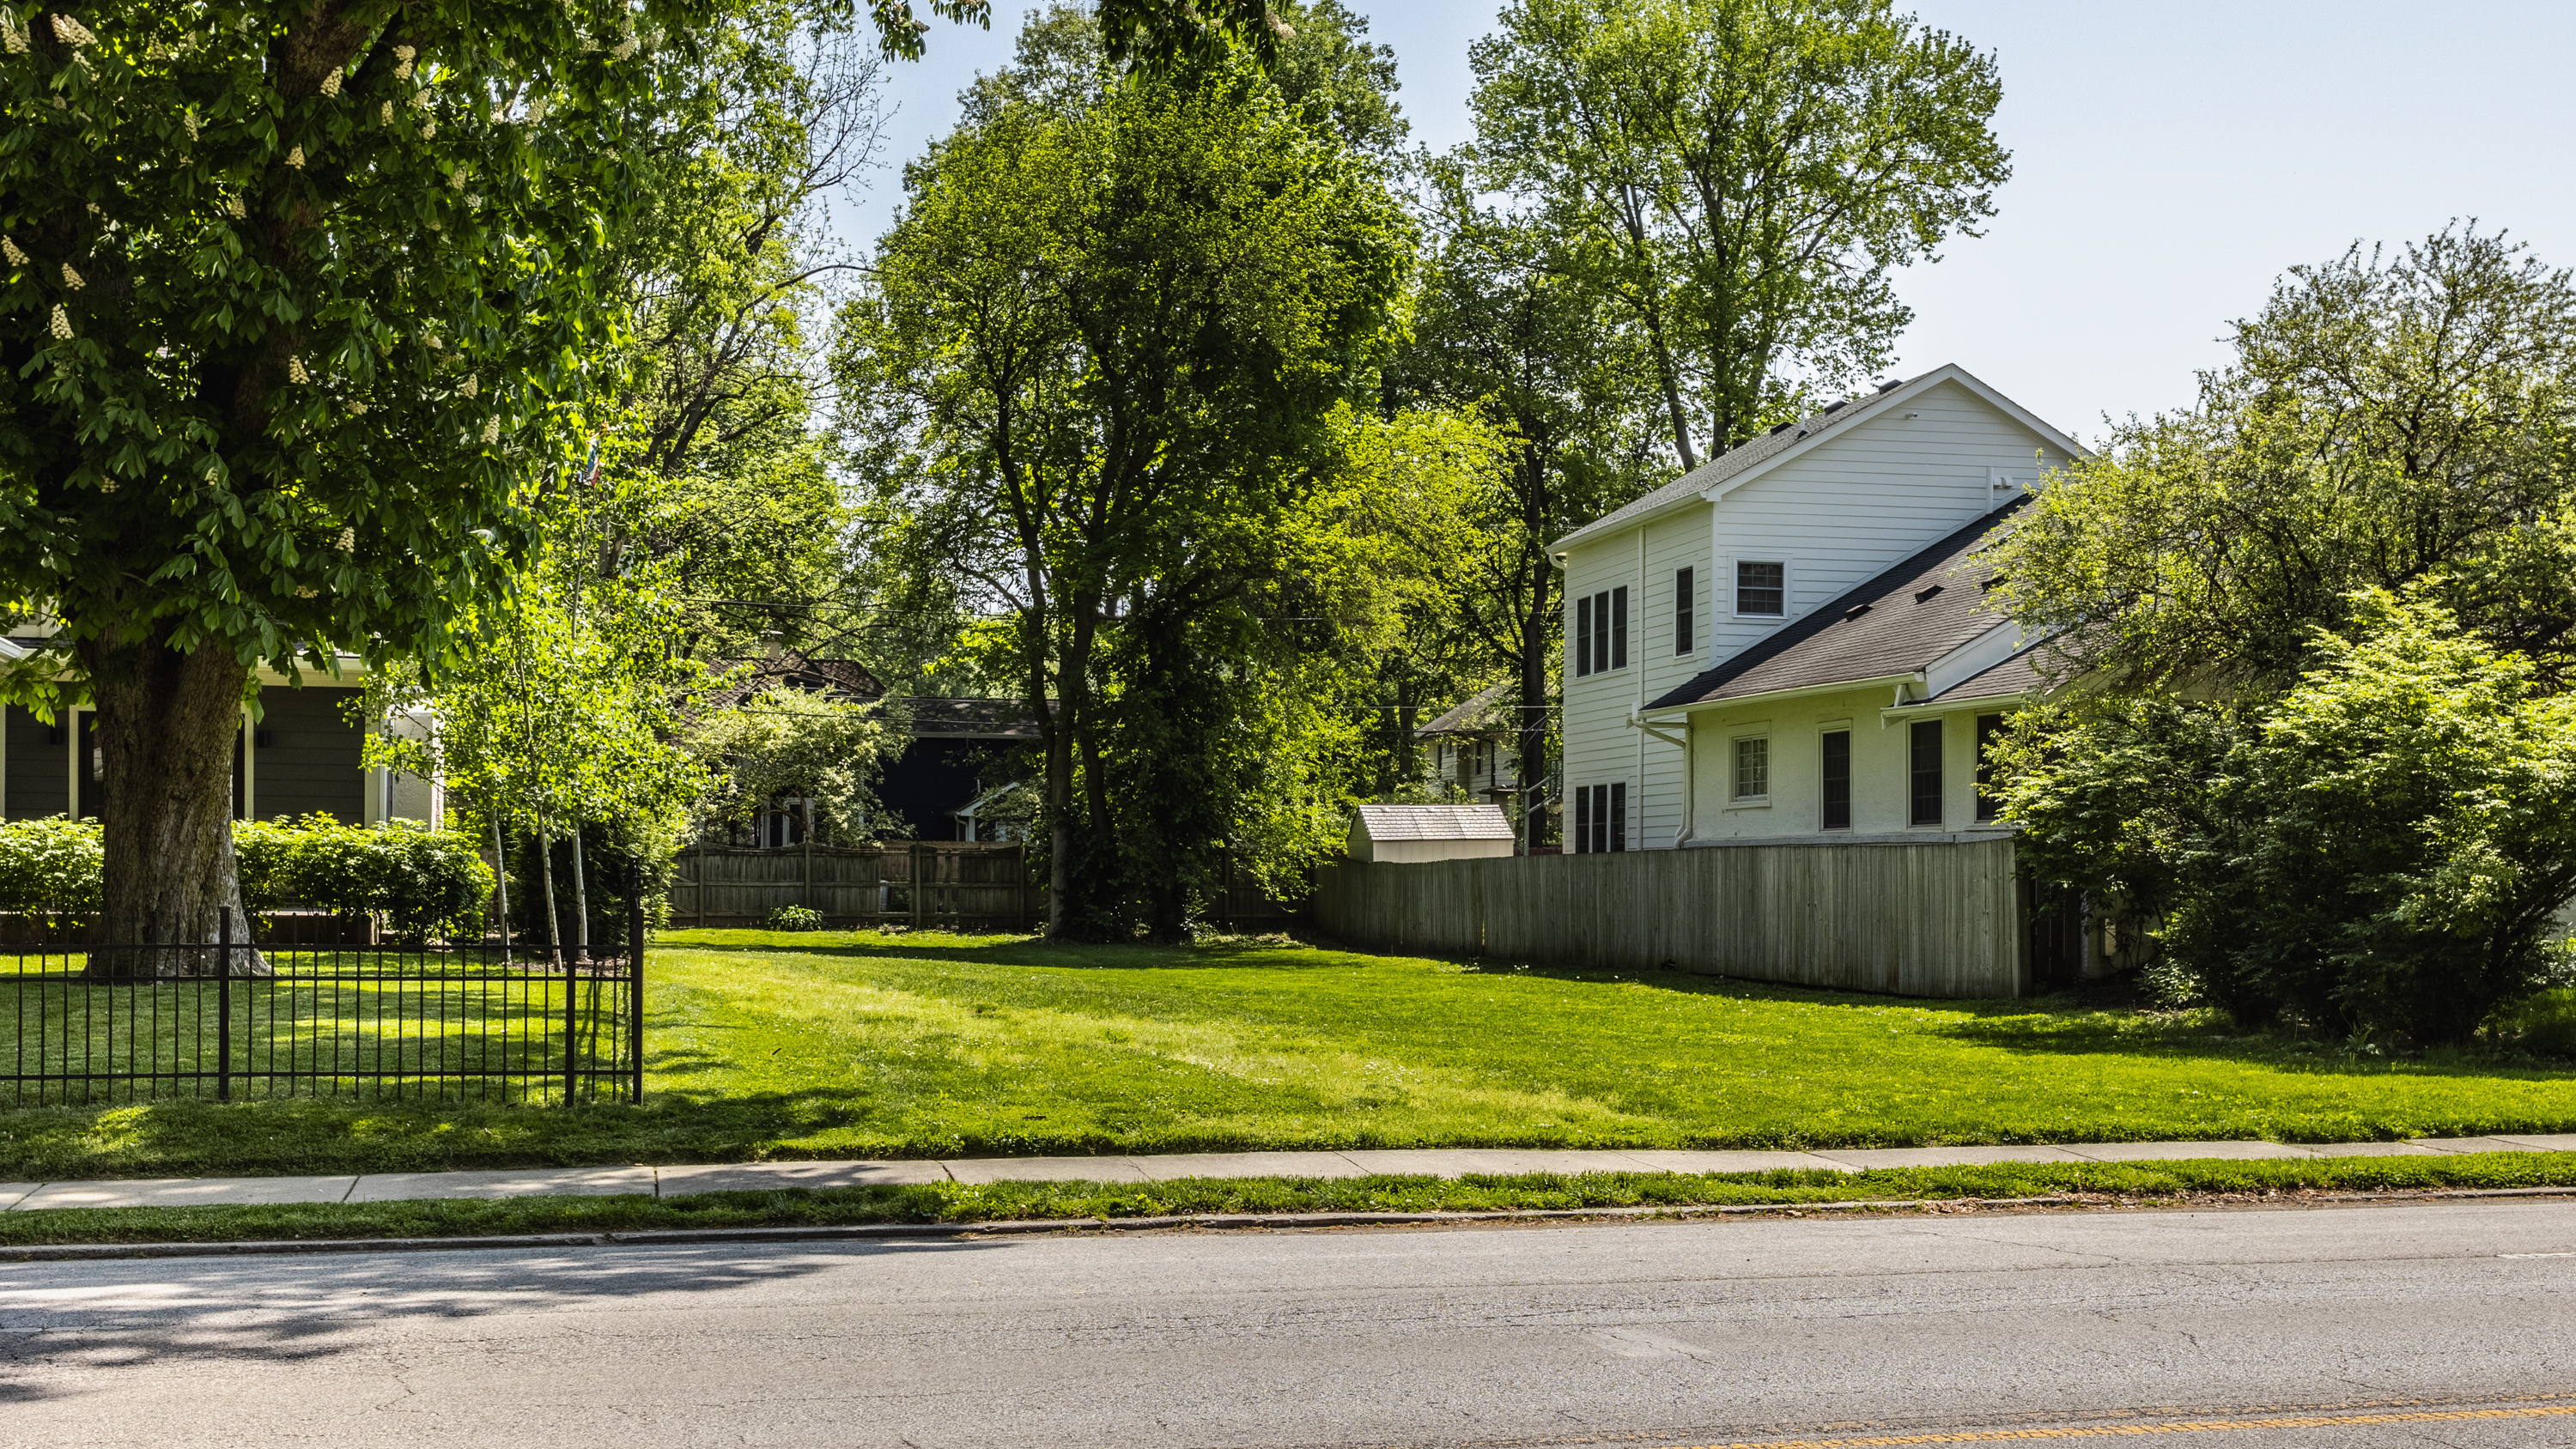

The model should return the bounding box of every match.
[835,1,2576,444]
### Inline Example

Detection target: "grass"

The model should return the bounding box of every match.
[8,927,2576,1180]
[7,1152,2576,1249]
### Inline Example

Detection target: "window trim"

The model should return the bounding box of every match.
[1908,718,1945,828]
[1974,712,2004,822]
[1726,729,1771,808]
[1729,557,1791,620]
[1674,566,1696,656]
[1820,726,1853,831]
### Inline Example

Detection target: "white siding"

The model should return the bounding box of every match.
[1684,691,2012,843]
[1558,509,1708,850]
[1704,379,2070,667]
[1558,377,2071,851]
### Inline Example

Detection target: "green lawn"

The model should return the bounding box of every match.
[6,928,2576,1179]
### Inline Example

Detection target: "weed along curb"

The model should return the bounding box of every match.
[18,1184,2576,1262]
[0,1197,2087,1260]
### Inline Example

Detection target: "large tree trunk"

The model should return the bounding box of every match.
[77,631,266,978]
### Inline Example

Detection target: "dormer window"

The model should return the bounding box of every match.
[1735,561,1785,616]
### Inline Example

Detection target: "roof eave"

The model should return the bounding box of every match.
[1645,671,1923,717]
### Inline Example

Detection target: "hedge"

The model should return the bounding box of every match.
[0,815,492,943]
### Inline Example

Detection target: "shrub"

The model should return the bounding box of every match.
[766,904,825,932]
[0,816,102,920]
[2007,589,2576,1046]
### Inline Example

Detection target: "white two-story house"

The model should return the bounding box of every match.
[1548,364,2085,853]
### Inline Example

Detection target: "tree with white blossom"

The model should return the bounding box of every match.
[0,0,714,971]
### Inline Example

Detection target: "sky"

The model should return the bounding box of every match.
[834,1,2576,446]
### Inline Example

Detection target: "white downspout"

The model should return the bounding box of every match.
[1635,524,1646,852]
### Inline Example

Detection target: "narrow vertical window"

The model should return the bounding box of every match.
[1576,595,1592,677]
[1736,561,1785,615]
[1821,730,1851,829]
[1607,781,1626,852]
[1732,737,1768,800]
[1610,586,1629,670]
[1975,712,2004,822]
[1909,719,1944,827]
[1674,567,1694,655]
[1573,783,1591,853]
[1591,590,1610,673]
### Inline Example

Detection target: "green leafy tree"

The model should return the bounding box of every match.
[0,0,716,970]
[367,464,712,961]
[838,45,1417,937]
[1388,197,1667,836]
[1467,0,2008,463]
[689,682,908,840]
[2003,591,2576,1046]
[1995,225,2576,696]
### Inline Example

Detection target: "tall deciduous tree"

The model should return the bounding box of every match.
[1995,225,2576,697]
[0,0,713,969]
[1468,0,2008,463]
[837,54,1416,937]
[1388,196,1664,839]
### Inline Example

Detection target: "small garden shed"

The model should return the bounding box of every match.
[1347,803,1516,864]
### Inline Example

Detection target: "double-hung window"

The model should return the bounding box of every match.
[1674,567,1695,655]
[1571,782,1626,852]
[1573,586,1629,676]
[1821,730,1852,829]
[1735,561,1785,616]
[1732,737,1769,801]
[1975,713,2004,822]
[1909,719,1945,827]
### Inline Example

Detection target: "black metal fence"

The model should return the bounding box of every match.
[0,913,643,1108]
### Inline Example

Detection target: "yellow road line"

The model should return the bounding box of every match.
[1669,1404,2576,1446]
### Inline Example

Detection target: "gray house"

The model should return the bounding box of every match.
[0,640,410,826]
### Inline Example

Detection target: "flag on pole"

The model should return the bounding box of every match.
[577,437,602,489]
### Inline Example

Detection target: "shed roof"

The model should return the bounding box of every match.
[1647,499,2029,710]
[1352,803,1516,842]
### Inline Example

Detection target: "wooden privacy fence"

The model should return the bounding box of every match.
[671,843,1303,934]
[673,843,1041,931]
[1310,836,2026,999]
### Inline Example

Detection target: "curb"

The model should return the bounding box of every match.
[6,1185,2573,1264]
[0,1196,2083,1262]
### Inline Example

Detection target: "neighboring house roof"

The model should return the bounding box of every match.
[906,696,1041,741]
[1546,363,2089,557]
[707,649,887,709]
[1415,682,1511,741]
[1647,499,2030,710]
[1352,803,1516,842]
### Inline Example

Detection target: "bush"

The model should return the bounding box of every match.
[2007,589,2576,1046]
[0,816,102,920]
[237,815,493,943]
[766,904,824,932]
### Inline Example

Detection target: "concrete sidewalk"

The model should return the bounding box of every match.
[7,1135,2575,1211]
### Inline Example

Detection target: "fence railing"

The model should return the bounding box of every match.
[1,912,642,1108]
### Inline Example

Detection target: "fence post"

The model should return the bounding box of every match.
[216,912,233,1103]
[563,930,579,1106]
[628,858,645,1104]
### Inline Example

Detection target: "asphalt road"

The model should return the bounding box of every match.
[4,1200,2575,1449]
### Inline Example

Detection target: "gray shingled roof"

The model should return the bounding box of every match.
[1414,682,1510,740]
[1352,803,1516,842]
[1923,644,2049,705]
[1646,500,2027,710]
[1547,372,1931,555]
